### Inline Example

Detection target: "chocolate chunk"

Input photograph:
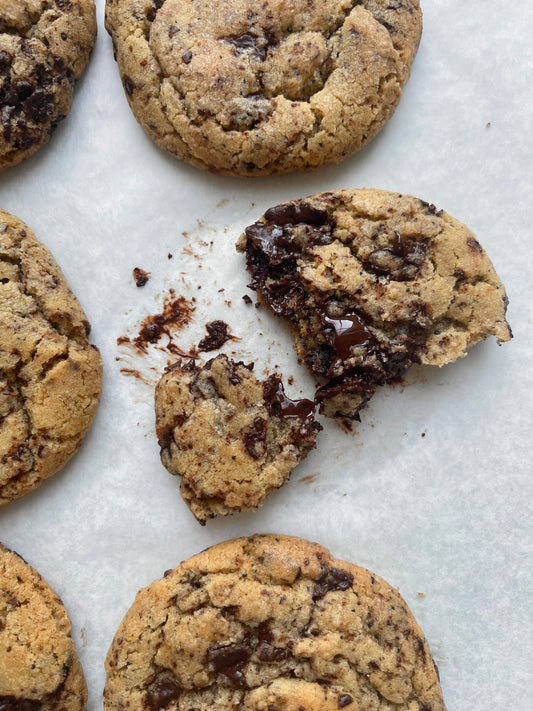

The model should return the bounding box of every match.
[132,267,150,287]
[198,320,233,351]
[467,236,483,253]
[145,678,180,711]
[339,694,354,708]
[263,375,316,420]
[218,667,248,689]
[223,33,268,61]
[243,416,267,459]
[182,50,192,63]
[122,75,134,96]
[312,566,354,600]
[0,51,11,72]
[207,642,253,670]
[367,231,426,281]
[242,294,253,304]
[256,640,291,662]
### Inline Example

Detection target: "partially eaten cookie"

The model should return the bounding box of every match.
[237,189,512,423]
[155,355,321,523]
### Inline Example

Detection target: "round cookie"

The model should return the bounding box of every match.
[0,209,103,505]
[0,543,87,710]
[104,0,422,176]
[237,189,512,422]
[155,355,321,523]
[104,534,446,710]
[0,0,97,172]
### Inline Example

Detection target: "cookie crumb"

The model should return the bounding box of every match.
[132,267,151,287]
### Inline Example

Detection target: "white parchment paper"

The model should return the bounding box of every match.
[0,1,532,708]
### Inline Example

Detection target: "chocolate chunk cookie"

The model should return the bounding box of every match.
[237,189,512,422]
[0,0,97,172]
[0,543,87,710]
[104,534,446,710]
[104,0,422,176]
[155,355,321,523]
[0,209,103,505]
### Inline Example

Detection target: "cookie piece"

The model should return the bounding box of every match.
[104,0,422,176]
[104,534,446,710]
[0,543,87,710]
[237,189,512,422]
[0,0,97,172]
[155,355,321,523]
[0,209,103,505]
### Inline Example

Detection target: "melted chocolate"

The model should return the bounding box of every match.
[129,290,195,355]
[312,566,354,601]
[145,678,180,711]
[264,202,329,227]
[263,376,315,420]
[198,320,233,352]
[322,312,375,369]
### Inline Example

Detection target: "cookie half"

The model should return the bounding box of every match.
[105,0,422,176]
[0,209,103,505]
[104,534,446,710]
[155,355,321,523]
[0,543,87,710]
[237,189,512,422]
[0,0,97,172]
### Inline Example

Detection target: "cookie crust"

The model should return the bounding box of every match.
[237,189,512,421]
[105,0,422,176]
[0,0,97,172]
[155,355,321,523]
[0,209,103,505]
[104,534,446,710]
[0,543,87,710]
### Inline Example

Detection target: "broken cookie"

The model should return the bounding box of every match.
[237,189,512,422]
[155,354,321,523]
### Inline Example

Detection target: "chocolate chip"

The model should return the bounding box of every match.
[312,566,354,600]
[339,695,354,708]
[467,236,483,253]
[207,642,252,670]
[145,678,180,711]
[264,201,329,227]
[182,50,192,63]
[24,89,54,123]
[122,75,134,96]
[243,417,267,459]
[223,33,269,61]
[198,320,233,352]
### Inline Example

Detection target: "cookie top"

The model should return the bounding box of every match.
[237,189,512,421]
[104,534,446,710]
[0,0,97,172]
[155,355,321,523]
[105,0,422,176]
[0,543,87,709]
[0,209,103,505]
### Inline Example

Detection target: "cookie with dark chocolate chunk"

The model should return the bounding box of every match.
[0,209,103,505]
[155,354,321,523]
[0,543,87,710]
[237,189,512,422]
[104,534,447,710]
[105,0,421,176]
[0,0,96,172]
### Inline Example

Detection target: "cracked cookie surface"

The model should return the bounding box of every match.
[237,189,512,422]
[104,0,422,176]
[0,542,87,710]
[0,209,103,505]
[0,0,96,172]
[104,534,446,710]
[155,355,321,523]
